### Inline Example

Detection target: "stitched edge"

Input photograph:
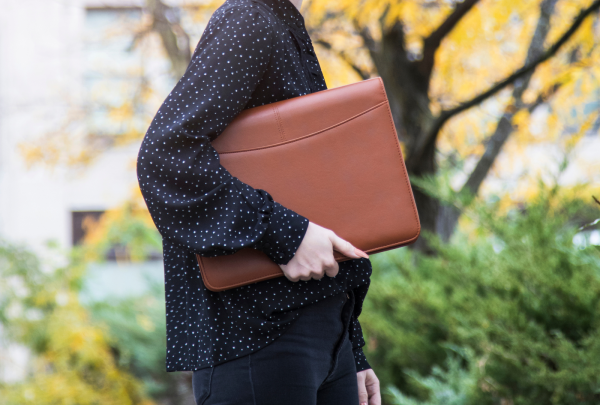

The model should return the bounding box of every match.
[201,367,214,405]
[273,106,286,142]
[219,101,387,154]
[192,366,214,405]
[249,354,257,405]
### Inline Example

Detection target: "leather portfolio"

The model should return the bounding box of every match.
[196,77,420,291]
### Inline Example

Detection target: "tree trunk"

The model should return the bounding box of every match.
[364,21,439,251]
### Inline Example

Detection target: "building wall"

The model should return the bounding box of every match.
[0,0,172,258]
[0,0,81,255]
[0,0,168,382]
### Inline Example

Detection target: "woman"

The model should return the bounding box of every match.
[136,0,381,403]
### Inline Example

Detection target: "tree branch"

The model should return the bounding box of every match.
[462,0,559,198]
[463,81,561,196]
[314,39,371,80]
[354,21,378,54]
[416,0,480,79]
[127,26,153,52]
[408,0,600,167]
[146,0,191,78]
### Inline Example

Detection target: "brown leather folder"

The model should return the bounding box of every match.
[196,77,420,291]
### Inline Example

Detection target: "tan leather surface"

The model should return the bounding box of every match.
[197,77,420,291]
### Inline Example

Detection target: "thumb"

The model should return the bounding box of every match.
[330,232,368,260]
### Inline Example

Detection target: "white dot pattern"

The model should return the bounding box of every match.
[136,0,372,373]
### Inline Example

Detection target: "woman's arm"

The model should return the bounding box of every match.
[137,5,308,265]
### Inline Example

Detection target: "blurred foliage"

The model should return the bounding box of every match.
[0,190,180,404]
[81,187,162,263]
[386,347,480,405]
[75,189,194,403]
[362,183,600,405]
[85,286,195,405]
[0,242,155,405]
[411,160,600,227]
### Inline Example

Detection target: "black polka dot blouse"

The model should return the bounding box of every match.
[136,0,373,373]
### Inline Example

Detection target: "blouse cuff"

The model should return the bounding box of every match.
[252,200,310,265]
[353,346,372,372]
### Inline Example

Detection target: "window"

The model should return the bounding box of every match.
[71,210,162,261]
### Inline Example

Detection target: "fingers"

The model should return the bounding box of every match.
[280,262,325,282]
[356,370,369,405]
[279,264,294,282]
[329,231,369,260]
[279,264,302,283]
[365,369,381,405]
[279,225,369,284]
[323,256,340,278]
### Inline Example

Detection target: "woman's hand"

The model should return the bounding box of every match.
[279,221,369,282]
[357,368,381,405]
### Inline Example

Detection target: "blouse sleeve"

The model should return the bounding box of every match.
[137,5,309,265]
[349,284,372,372]
[351,318,372,372]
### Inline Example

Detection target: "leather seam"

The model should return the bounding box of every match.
[273,106,286,142]
[219,100,387,155]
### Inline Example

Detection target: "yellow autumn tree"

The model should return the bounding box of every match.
[301,0,600,245]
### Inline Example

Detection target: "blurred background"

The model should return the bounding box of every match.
[0,0,599,404]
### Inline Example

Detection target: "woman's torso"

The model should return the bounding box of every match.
[139,0,372,372]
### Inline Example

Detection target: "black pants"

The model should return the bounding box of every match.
[192,290,359,405]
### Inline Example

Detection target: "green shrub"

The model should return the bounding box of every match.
[362,186,600,405]
[386,347,479,405]
[0,242,154,405]
[85,284,196,404]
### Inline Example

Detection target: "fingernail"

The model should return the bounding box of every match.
[360,402,368,405]
[354,247,369,259]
